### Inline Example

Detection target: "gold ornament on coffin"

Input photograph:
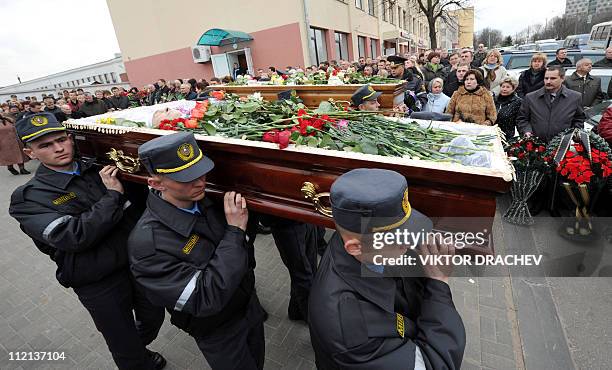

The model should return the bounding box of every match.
[107,148,140,174]
[301,182,333,218]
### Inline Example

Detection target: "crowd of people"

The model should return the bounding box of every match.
[3,43,612,370]
[3,45,612,176]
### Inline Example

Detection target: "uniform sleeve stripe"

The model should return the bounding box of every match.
[123,200,132,210]
[414,345,426,370]
[42,215,71,240]
[174,270,201,312]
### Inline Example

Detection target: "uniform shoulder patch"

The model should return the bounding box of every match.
[338,293,368,348]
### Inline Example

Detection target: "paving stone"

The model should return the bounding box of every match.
[480,315,496,342]
[481,352,517,370]
[481,338,515,361]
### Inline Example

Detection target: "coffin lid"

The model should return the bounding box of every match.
[197,28,253,46]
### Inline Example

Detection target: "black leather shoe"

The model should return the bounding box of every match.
[19,168,31,175]
[146,349,167,370]
[8,167,19,175]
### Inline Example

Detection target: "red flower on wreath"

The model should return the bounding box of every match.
[555,142,612,184]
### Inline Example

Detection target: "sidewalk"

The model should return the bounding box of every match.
[0,167,610,369]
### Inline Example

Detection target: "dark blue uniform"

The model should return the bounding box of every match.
[9,160,165,370]
[308,168,466,369]
[128,192,265,370]
[129,132,265,370]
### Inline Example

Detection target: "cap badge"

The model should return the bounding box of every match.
[402,188,410,214]
[177,143,195,162]
[30,115,48,127]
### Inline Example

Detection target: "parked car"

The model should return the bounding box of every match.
[584,99,612,132]
[502,50,606,74]
[564,34,590,50]
[517,43,536,51]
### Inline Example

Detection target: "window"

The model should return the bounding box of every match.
[111,72,117,83]
[335,32,349,60]
[87,77,91,82]
[368,0,375,15]
[390,3,395,24]
[104,73,110,83]
[370,38,378,58]
[413,17,417,34]
[398,7,402,28]
[358,36,366,58]
[403,10,407,30]
[309,27,328,65]
[382,0,387,21]
[355,0,362,9]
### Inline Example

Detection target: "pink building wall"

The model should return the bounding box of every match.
[124,23,304,87]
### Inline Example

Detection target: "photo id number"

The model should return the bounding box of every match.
[9,351,66,361]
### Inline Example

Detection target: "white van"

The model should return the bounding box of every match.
[588,21,612,49]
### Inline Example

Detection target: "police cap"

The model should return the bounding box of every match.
[330,168,432,235]
[351,85,382,106]
[15,112,66,143]
[138,132,214,183]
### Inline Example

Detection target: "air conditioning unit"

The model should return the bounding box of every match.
[191,46,211,63]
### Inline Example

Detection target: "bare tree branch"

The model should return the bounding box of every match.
[415,0,471,49]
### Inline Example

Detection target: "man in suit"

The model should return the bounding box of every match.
[517,66,585,142]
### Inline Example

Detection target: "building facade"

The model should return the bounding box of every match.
[0,55,128,100]
[565,0,612,16]
[448,6,475,49]
[105,0,441,87]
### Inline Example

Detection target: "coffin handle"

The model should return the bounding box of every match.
[301,182,333,218]
[107,148,141,174]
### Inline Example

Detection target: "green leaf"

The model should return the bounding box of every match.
[203,123,217,135]
[343,146,354,152]
[306,136,319,147]
[237,102,259,113]
[205,106,218,116]
[314,101,335,114]
[360,141,379,155]
[319,134,334,148]
[351,145,363,153]
[290,131,301,141]
[295,136,305,145]
[221,114,233,121]
[236,116,248,124]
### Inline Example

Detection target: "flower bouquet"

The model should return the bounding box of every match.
[545,129,612,240]
[503,137,550,225]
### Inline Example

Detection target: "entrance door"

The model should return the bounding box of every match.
[211,53,230,78]
[226,48,254,76]
[244,47,254,75]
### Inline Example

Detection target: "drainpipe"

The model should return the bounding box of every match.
[302,0,312,66]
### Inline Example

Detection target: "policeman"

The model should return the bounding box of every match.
[9,112,166,370]
[387,55,412,80]
[258,215,323,322]
[128,132,265,370]
[308,168,466,369]
[351,85,382,111]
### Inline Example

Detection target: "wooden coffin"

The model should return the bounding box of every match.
[219,84,407,109]
[65,121,513,255]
